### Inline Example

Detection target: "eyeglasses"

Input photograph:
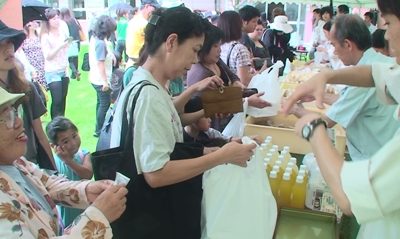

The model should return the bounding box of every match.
[0,108,18,129]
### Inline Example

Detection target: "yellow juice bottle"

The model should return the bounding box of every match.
[285,168,296,186]
[264,158,272,176]
[278,154,288,169]
[281,147,292,167]
[300,165,309,179]
[298,170,308,187]
[269,170,280,199]
[274,160,284,172]
[272,165,283,184]
[265,136,272,143]
[290,176,307,209]
[272,145,279,153]
[263,139,272,156]
[277,173,292,209]
[266,153,274,166]
[289,158,299,174]
[269,148,279,163]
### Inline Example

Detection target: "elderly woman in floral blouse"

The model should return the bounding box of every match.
[0,59,127,239]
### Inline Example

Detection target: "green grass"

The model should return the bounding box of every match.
[42,44,98,153]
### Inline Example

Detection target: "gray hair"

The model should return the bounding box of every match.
[332,14,372,51]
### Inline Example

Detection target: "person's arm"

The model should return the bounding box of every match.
[323,93,340,105]
[235,45,256,86]
[179,110,204,126]
[237,66,257,86]
[41,34,70,61]
[289,104,336,127]
[281,65,374,114]
[294,113,352,216]
[59,151,93,179]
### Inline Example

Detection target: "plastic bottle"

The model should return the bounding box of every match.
[281,147,292,167]
[266,153,274,166]
[265,136,272,143]
[262,139,272,156]
[290,158,299,174]
[277,173,292,209]
[272,145,279,152]
[284,168,296,186]
[290,176,307,209]
[272,165,283,184]
[298,169,308,185]
[269,149,279,165]
[274,160,283,171]
[269,170,279,199]
[264,158,272,177]
[277,155,285,169]
[286,162,298,177]
[300,165,309,177]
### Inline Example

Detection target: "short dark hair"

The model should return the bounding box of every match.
[337,5,350,14]
[272,7,285,18]
[260,12,267,22]
[257,19,265,28]
[323,21,332,31]
[313,8,320,14]
[372,29,388,49]
[378,0,400,20]
[198,24,224,62]
[217,11,242,43]
[60,8,72,21]
[364,12,374,20]
[144,7,207,55]
[239,5,260,22]
[332,14,372,51]
[320,6,333,18]
[94,15,117,40]
[46,116,78,144]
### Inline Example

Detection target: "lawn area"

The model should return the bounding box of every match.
[42,44,99,153]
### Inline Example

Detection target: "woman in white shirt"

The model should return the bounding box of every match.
[88,16,116,137]
[41,8,72,119]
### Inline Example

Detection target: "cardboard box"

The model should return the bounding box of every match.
[244,113,346,155]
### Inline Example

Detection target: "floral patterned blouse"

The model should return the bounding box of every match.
[0,157,112,238]
[21,37,47,89]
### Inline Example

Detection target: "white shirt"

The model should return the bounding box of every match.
[15,49,35,81]
[88,38,113,86]
[340,62,400,239]
[110,67,183,174]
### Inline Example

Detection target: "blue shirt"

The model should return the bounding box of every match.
[54,148,90,227]
[326,48,400,161]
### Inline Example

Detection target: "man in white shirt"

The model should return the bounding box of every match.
[364,12,377,34]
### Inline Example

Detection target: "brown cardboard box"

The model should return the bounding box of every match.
[244,113,346,155]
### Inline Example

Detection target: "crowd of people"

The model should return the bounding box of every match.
[0,0,399,238]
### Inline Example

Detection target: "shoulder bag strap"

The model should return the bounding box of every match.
[120,81,158,148]
[226,42,238,68]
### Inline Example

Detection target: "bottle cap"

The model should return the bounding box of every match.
[266,153,273,158]
[266,136,272,141]
[283,146,290,152]
[298,170,306,177]
[300,165,308,172]
[285,168,292,174]
[283,173,290,180]
[264,139,271,144]
[275,161,282,167]
[278,155,285,160]
[264,158,271,164]
[272,145,279,151]
[273,165,280,171]
[287,162,294,168]
[269,149,276,154]
[290,157,297,164]
[269,171,277,178]
[296,176,304,183]
[261,143,267,148]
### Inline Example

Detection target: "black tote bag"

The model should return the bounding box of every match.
[91,81,205,239]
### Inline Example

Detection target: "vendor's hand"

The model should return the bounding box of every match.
[219,142,256,167]
[305,61,312,66]
[294,112,324,139]
[281,72,328,115]
[54,145,72,162]
[91,184,128,223]
[194,76,224,92]
[249,135,263,144]
[85,180,114,203]
[102,83,110,92]
[204,147,220,155]
[281,100,299,115]
[248,92,272,108]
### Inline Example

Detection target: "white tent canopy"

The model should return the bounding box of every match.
[258,0,377,8]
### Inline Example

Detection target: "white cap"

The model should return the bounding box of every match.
[266,136,272,141]
[266,153,273,158]
[264,158,271,164]
[298,170,306,177]
[287,162,294,169]
[269,149,276,155]
[261,143,267,148]
[273,165,280,172]
[296,176,304,183]
[0,87,24,106]
[272,145,279,151]
[285,168,292,174]
[300,165,308,172]
[278,155,285,161]
[283,146,290,152]
[275,161,282,167]
[264,139,271,144]
[283,173,290,180]
[270,171,277,178]
[290,157,297,164]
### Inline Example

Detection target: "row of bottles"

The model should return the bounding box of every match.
[260,137,309,210]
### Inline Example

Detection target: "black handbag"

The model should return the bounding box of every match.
[81,53,90,71]
[91,81,205,239]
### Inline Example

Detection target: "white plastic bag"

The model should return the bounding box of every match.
[221,98,248,137]
[201,139,277,239]
[247,61,284,118]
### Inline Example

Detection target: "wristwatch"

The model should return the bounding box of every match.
[302,118,328,141]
